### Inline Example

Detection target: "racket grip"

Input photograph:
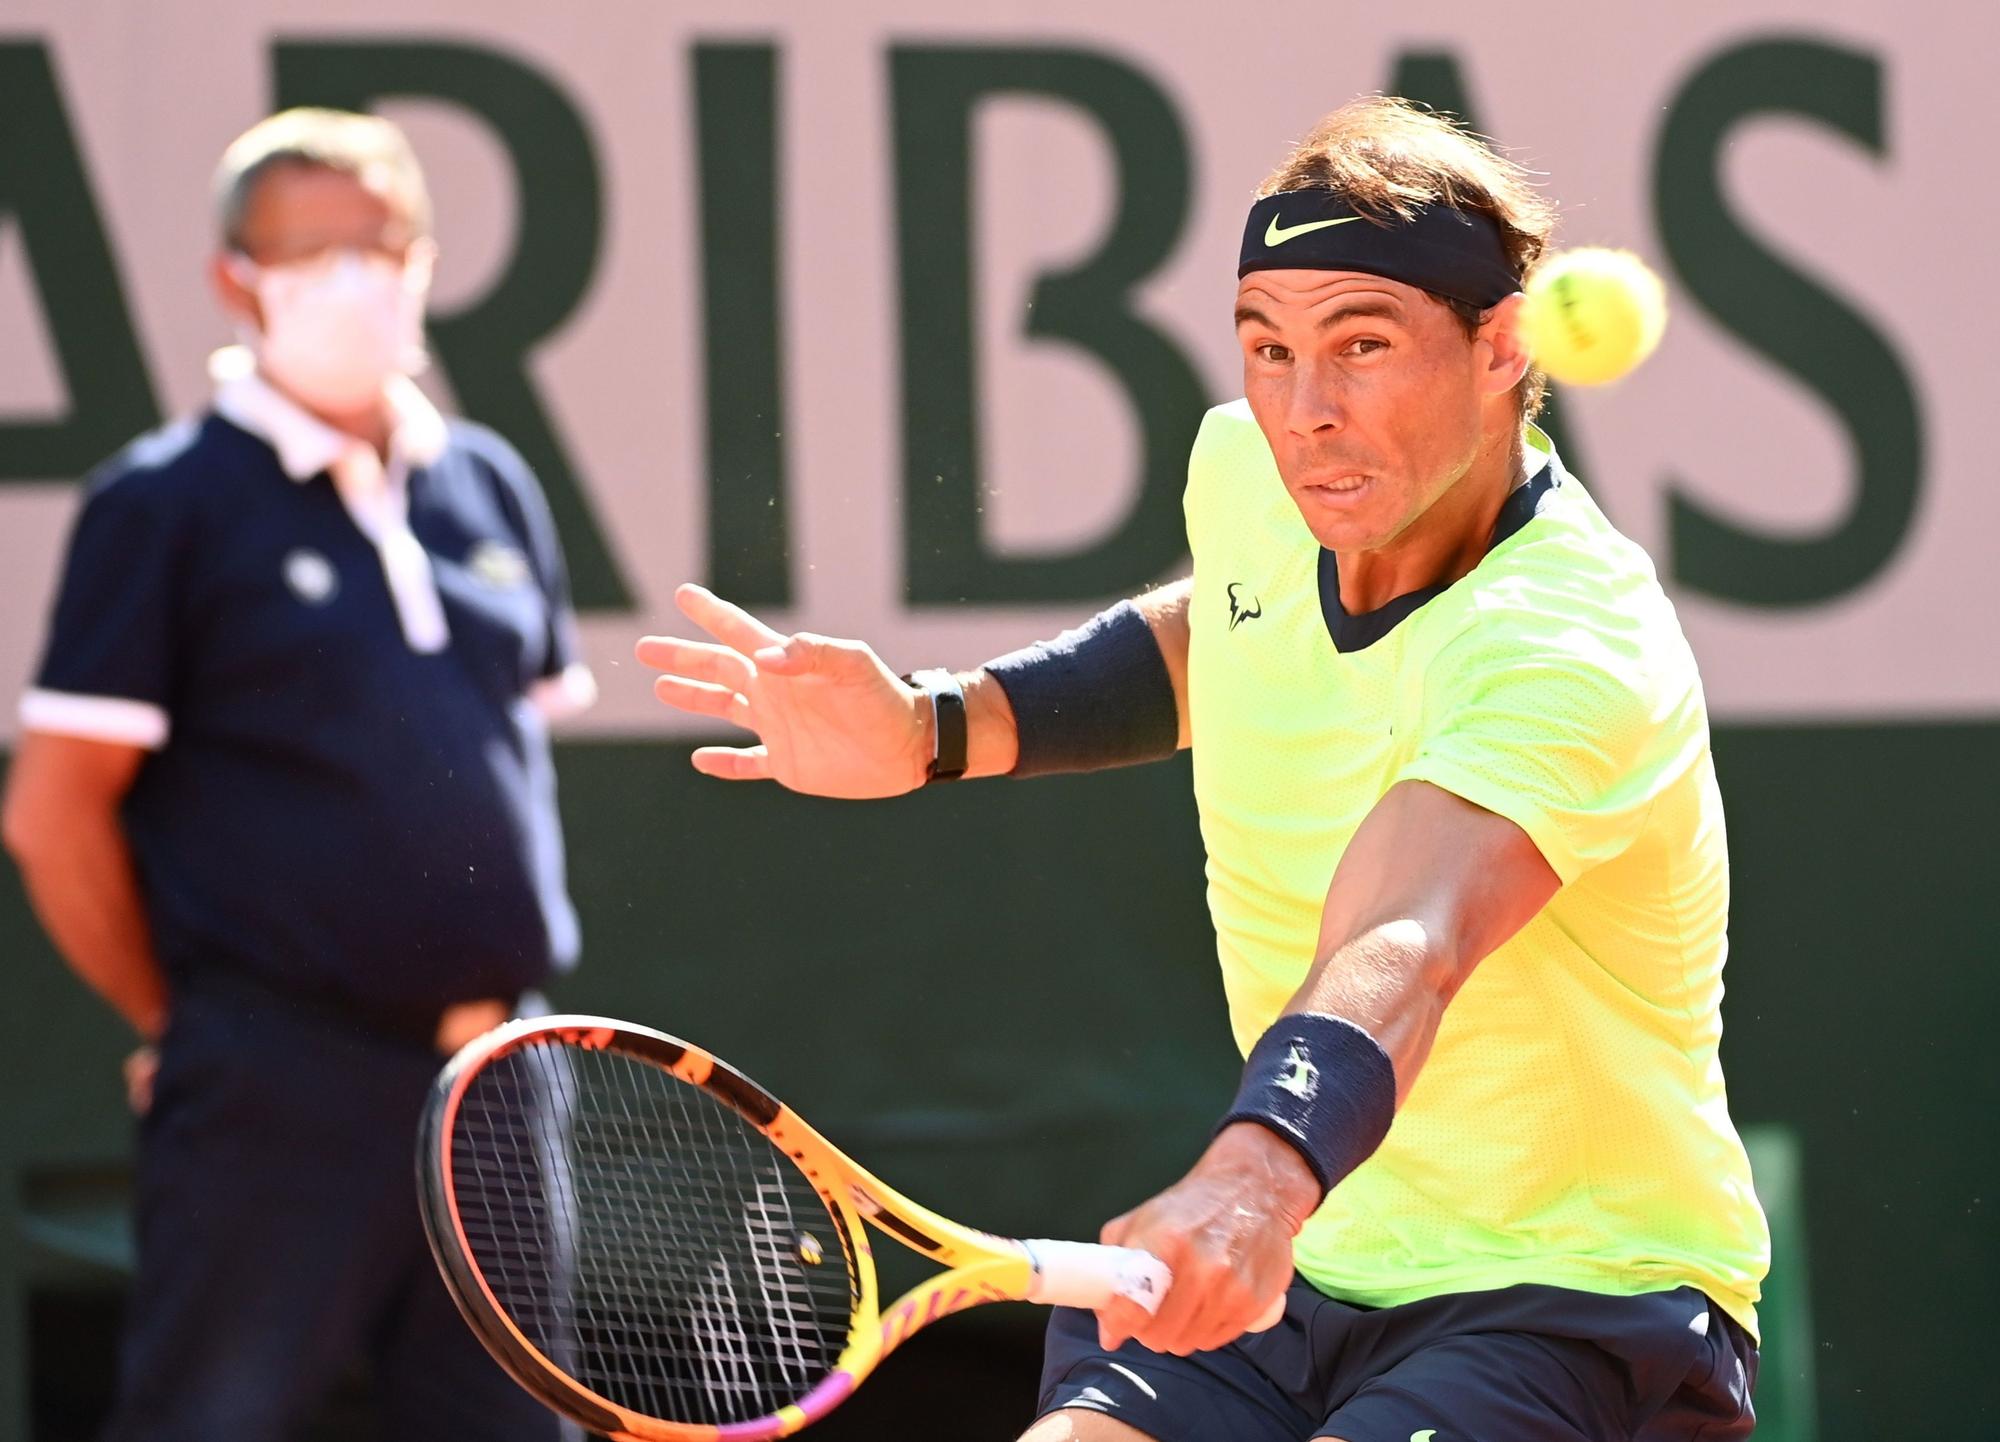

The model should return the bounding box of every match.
[1019,1240,1172,1315]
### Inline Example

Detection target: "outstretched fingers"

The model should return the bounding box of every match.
[676,583,785,653]
[690,745,773,781]
[652,676,753,730]
[634,635,757,693]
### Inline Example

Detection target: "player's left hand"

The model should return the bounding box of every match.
[1094,1122,1320,1357]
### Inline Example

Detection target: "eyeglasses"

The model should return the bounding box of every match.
[229,237,436,287]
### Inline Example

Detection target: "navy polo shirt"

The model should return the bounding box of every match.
[24,375,589,1035]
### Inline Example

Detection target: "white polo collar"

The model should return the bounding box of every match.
[209,346,452,654]
[208,345,448,482]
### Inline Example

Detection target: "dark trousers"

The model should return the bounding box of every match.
[101,992,572,1442]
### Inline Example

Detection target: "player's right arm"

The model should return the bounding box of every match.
[2,731,168,1041]
[636,578,1191,797]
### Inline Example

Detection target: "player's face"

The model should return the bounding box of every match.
[1235,269,1488,553]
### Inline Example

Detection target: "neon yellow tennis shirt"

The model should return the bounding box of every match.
[1185,401,1769,1335]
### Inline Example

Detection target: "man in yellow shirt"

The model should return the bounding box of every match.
[638,97,1769,1441]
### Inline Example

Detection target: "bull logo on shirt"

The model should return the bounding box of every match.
[1227,581,1263,632]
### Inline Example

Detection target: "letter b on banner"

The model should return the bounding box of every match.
[894,46,1208,605]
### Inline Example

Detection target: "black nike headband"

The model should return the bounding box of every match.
[1239,189,1519,310]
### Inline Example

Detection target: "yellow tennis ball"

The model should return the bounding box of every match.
[1521,247,1668,387]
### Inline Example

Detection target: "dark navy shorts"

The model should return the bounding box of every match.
[1039,1277,1757,1442]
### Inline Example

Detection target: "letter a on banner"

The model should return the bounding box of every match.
[1387,49,1592,488]
[0,42,160,482]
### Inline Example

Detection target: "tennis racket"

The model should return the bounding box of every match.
[418,1015,1176,1440]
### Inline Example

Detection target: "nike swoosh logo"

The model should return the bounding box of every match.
[1410,1431,1438,1442]
[1264,214,1361,246]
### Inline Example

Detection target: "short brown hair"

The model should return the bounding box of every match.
[214,107,431,252]
[1258,97,1558,417]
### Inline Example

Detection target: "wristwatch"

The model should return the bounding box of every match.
[906,669,968,783]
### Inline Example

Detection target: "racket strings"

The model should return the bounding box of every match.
[451,1040,859,1425]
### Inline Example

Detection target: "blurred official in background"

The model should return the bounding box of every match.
[1,108,591,1440]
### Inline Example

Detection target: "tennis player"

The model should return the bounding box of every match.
[638,98,1769,1441]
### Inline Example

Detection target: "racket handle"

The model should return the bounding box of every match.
[1020,1240,1291,1334]
[1019,1240,1172,1315]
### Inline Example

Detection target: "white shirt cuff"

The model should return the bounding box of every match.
[19,689,171,749]
[529,663,598,722]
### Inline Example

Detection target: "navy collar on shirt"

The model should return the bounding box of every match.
[1318,454,1561,654]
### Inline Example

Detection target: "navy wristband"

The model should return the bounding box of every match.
[981,599,1178,777]
[1215,1013,1397,1201]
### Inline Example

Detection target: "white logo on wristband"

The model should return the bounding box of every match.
[1277,1044,1320,1101]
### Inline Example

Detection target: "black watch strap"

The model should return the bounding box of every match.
[907,669,968,783]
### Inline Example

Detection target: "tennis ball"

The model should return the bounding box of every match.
[1521,247,1668,387]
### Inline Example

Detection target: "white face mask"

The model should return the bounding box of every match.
[233,243,433,413]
